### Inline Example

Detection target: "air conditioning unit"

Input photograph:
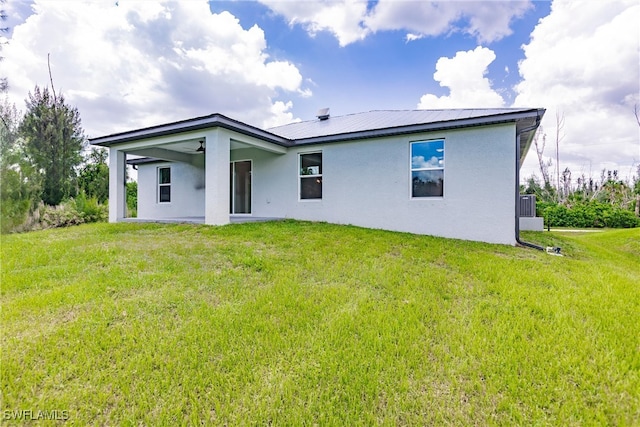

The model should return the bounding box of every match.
[519,195,536,217]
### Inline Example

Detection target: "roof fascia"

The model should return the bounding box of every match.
[90,113,291,147]
[517,108,546,165]
[126,157,164,165]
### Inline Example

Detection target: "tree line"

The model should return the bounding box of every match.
[522,117,640,229]
[0,8,121,233]
[0,87,111,233]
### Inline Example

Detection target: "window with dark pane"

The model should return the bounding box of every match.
[158,167,171,203]
[299,152,322,200]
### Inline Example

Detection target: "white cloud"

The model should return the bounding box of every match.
[417,46,506,109]
[412,155,441,169]
[263,100,301,128]
[259,0,370,47]
[367,0,532,43]
[298,87,313,98]
[514,0,640,181]
[258,0,532,46]
[461,1,533,43]
[2,1,306,136]
[365,1,460,39]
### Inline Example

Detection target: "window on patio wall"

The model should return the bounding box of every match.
[411,140,444,198]
[299,152,322,200]
[158,166,171,203]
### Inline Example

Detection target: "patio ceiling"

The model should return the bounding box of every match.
[127,138,257,154]
[125,136,279,164]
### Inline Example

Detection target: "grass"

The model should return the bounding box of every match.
[1,221,639,425]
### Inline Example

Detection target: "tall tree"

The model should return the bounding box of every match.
[633,164,640,217]
[20,84,86,205]
[554,110,565,201]
[0,0,8,93]
[533,126,551,186]
[0,98,40,232]
[634,106,640,216]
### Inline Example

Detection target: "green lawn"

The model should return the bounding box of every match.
[1,221,638,425]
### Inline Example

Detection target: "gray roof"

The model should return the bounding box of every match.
[267,108,543,143]
[90,108,544,154]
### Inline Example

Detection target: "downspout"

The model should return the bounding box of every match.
[515,118,544,251]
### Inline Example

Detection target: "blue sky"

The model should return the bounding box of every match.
[2,1,638,182]
[206,0,551,120]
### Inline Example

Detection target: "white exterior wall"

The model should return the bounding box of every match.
[243,123,517,245]
[230,148,289,217]
[136,157,205,219]
[135,123,517,244]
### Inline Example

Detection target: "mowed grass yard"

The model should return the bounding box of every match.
[1,221,638,425]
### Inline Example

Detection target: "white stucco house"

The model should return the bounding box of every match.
[90,108,545,246]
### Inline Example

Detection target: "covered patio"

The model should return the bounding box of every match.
[90,114,290,225]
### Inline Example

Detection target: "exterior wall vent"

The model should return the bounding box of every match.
[316,108,330,120]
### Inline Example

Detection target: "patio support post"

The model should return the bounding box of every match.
[204,129,231,225]
[108,148,126,222]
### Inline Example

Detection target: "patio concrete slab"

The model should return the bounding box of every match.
[121,216,283,224]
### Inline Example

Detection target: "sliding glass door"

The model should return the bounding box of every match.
[230,160,252,214]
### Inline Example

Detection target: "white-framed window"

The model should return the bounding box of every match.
[299,152,322,200]
[411,139,444,198]
[158,166,171,203]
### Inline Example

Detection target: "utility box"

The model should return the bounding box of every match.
[519,194,543,231]
[519,195,536,217]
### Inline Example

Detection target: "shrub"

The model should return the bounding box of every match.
[75,192,108,223]
[540,200,639,228]
[39,200,85,229]
[0,197,31,234]
[6,197,108,233]
[604,208,640,228]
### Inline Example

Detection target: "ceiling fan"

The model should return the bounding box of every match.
[194,140,205,153]
[189,139,204,154]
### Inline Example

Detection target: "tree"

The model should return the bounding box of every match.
[533,127,551,187]
[561,167,572,200]
[633,106,640,216]
[1,0,8,93]
[530,126,556,202]
[554,110,565,201]
[633,164,640,217]
[20,84,86,205]
[78,148,109,203]
[126,181,137,217]
[0,98,41,232]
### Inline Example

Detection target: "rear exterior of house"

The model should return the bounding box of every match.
[91,108,544,245]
